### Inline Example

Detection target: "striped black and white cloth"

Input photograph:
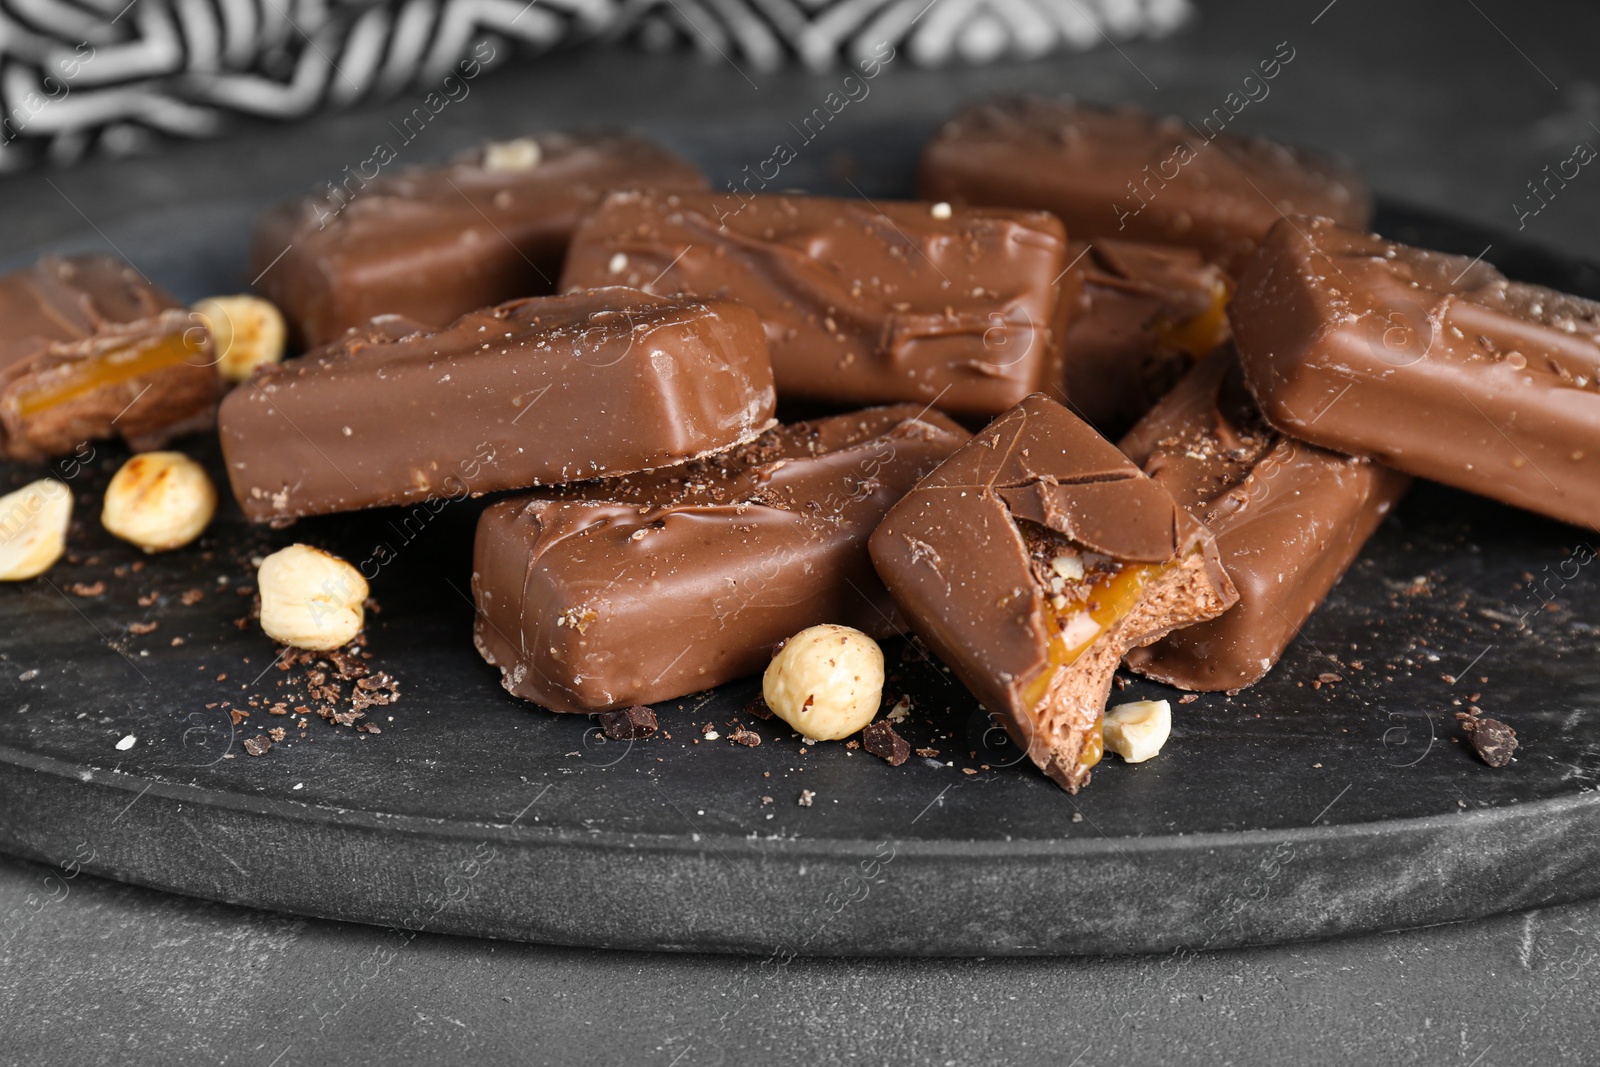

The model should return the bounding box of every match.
[0,0,1190,170]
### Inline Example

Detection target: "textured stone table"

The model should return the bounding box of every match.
[5,0,1600,1061]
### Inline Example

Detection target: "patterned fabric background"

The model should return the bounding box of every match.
[0,0,1190,170]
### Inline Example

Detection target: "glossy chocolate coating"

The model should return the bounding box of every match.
[1232,216,1600,531]
[218,288,776,524]
[869,393,1237,791]
[252,132,706,349]
[1120,350,1411,691]
[0,255,219,462]
[918,97,1371,273]
[1056,237,1232,437]
[472,405,970,713]
[559,190,1071,417]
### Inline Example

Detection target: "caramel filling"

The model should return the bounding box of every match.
[1153,276,1232,358]
[16,332,204,420]
[1022,554,1186,776]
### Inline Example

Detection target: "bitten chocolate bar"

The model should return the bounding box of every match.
[218,289,776,524]
[472,405,970,713]
[252,132,706,348]
[1119,350,1411,691]
[869,393,1237,792]
[1231,216,1600,532]
[559,190,1071,417]
[0,256,218,462]
[1057,237,1232,437]
[918,97,1371,273]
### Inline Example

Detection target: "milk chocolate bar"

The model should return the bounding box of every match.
[869,394,1237,791]
[218,289,775,524]
[918,97,1371,273]
[1232,216,1600,531]
[0,256,219,462]
[472,405,970,713]
[1119,350,1411,690]
[559,190,1071,417]
[1057,237,1232,436]
[252,132,706,348]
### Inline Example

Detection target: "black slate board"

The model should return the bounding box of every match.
[2,136,1600,955]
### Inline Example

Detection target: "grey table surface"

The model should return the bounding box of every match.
[4,0,1600,1063]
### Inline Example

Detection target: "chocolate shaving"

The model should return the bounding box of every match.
[598,705,658,740]
[862,720,910,766]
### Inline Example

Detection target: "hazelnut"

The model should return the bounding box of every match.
[484,137,541,172]
[0,479,73,581]
[192,295,287,383]
[257,544,368,650]
[761,624,884,741]
[1102,699,1172,763]
[101,452,217,553]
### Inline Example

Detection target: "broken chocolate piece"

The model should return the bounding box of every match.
[1231,216,1600,532]
[728,725,762,747]
[1056,238,1233,437]
[861,720,910,766]
[243,736,272,756]
[0,256,219,462]
[473,405,969,713]
[560,190,1072,417]
[597,705,659,740]
[918,97,1371,273]
[252,132,706,348]
[869,393,1238,792]
[217,289,776,524]
[1119,349,1411,690]
[1463,716,1518,768]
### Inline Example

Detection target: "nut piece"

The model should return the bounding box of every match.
[1102,699,1172,763]
[102,452,217,553]
[0,479,73,580]
[761,624,885,742]
[257,544,368,650]
[484,137,541,172]
[193,295,287,383]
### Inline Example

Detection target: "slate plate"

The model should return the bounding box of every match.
[2,132,1599,955]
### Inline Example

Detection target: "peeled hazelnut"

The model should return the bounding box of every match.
[1102,699,1172,763]
[257,544,368,651]
[0,479,73,581]
[484,137,541,172]
[102,452,217,553]
[192,295,286,383]
[762,624,885,741]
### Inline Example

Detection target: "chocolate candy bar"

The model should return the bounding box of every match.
[0,256,218,462]
[472,405,970,713]
[1232,216,1600,531]
[218,289,776,524]
[869,394,1237,792]
[252,132,706,349]
[559,190,1071,417]
[1057,237,1232,437]
[918,97,1371,273]
[1119,350,1411,690]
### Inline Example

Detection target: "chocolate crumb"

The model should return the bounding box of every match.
[1317,673,1342,684]
[67,581,106,597]
[243,736,272,757]
[128,621,159,636]
[598,705,658,740]
[728,725,761,747]
[797,789,815,807]
[745,697,774,720]
[915,747,940,758]
[862,720,910,766]
[1463,716,1518,768]
[180,589,204,606]
[1178,694,1199,704]
[268,727,287,742]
